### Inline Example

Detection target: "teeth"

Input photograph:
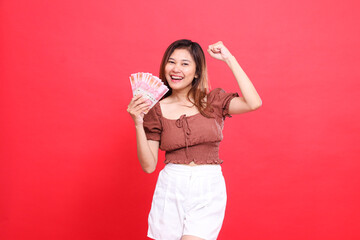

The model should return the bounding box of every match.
[171,76,183,80]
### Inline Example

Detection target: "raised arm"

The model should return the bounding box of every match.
[127,95,159,173]
[207,41,262,114]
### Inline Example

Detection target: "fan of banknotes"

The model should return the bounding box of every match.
[129,72,169,112]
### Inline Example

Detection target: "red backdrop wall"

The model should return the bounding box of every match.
[1,0,359,239]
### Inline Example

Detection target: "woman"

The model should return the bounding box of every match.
[127,39,262,240]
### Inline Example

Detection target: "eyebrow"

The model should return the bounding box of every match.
[169,57,191,62]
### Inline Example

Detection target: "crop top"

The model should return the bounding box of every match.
[143,88,239,165]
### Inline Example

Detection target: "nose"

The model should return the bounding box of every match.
[171,63,181,73]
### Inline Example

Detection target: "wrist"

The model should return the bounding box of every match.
[225,55,236,65]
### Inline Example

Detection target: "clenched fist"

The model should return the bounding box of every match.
[207,41,233,62]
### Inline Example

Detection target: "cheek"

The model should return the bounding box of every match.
[164,64,171,74]
[164,67,171,81]
[185,67,196,77]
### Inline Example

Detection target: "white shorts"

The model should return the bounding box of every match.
[147,163,227,240]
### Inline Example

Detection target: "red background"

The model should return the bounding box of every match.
[1,0,360,239]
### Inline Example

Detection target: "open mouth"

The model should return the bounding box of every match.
[170,75,184,83]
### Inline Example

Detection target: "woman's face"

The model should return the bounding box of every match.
[164,48,197,93]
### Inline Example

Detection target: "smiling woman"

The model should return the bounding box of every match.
[127,39,262,240]
[159,40,211,118]
[165,49,197,92]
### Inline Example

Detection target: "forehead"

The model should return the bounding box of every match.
[169,48,194,61]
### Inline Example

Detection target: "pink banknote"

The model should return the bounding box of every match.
[129,72,169,113]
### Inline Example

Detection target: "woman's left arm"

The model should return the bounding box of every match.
[208,41,262,114]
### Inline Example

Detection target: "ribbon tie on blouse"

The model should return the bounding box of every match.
[175,114,192,159]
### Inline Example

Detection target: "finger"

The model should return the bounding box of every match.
[139,101,151,110]
[207,47,219,58]
[209,45,221,54]
[213,41,224,48]
[132,101,151,113]
[134,98,151,109]
[128,94,142,108]
[207,46,215,54]
[139,105,151,114]
[208,44,215,51]
[128,102,147,114]
[213,44,223,52]
[133,105,150,117]
[132,94,142,100]
[128,99,149,113]
[209,41,223,49]
[132,97,148,109]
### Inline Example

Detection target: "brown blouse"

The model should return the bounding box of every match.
[143,88,239,165]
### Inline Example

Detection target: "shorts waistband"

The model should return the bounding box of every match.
[163,163,222,177]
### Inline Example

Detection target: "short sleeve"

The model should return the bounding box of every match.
[143,103,162,141]
[209,88,239,119]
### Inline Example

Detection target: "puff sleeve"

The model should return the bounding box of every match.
[143,102,162,141]
[209,88,239,119]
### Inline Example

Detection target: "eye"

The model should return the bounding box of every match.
[168,60,175,64]
[182,63,189,66]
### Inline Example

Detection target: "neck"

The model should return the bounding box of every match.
[171,88,193,103]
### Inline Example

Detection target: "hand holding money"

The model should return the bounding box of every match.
[129,72,169,114]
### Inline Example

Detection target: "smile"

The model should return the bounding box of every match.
[170,75,184,83]
[170,75,184,80]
